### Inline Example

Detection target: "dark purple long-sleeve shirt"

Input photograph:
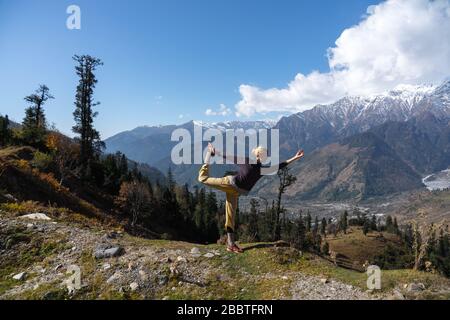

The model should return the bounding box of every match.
[223,154,288,193]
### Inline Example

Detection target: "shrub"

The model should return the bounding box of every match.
[31,151,53,171]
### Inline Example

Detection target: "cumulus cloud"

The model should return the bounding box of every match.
[205,104,232,116]
[236,0,450,116]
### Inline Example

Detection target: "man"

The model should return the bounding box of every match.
[198,143,304,253]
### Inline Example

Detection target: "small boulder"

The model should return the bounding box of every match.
[161,257,172,263]
[106,272,122,284]
[13,272,27,281]
[4,194,18,202]
[93,244,124,259]
[158,275,169,285]
[320,278,329,284]
[406,283,425,292]
[130,282,139,292]
[390,289,405,300]
[106,231,121,239]
[203,252,215,258]
[190,247,201,255]
[19,213,52,221]
[139,270,148,281]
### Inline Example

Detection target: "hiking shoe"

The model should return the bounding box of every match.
[226,244,243,254]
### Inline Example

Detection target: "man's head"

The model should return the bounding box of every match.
[252,146,268,162]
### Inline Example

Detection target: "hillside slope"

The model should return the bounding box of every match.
[253,132,423,201]
[1,210,449,300]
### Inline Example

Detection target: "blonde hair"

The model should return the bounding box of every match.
[252,146,267,160]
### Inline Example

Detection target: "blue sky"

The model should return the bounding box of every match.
[0,0,382,138]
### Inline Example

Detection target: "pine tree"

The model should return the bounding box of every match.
[386,215,394,233]
[194,188,206,230]
[320,217,327,237]
[22,85,53,146]
[339,211,348,234]
[363,220,370,236]
[305,212,312,232]
[426,226,437,257]
[247,198,260,242]
[370,214,378,231]
[0,115,12,147]
[205,191,219,240]
[293,214,306,250]
[322,241,330,255]
[72,55,105,176]
[273,167,296,240]
[438,228,449,257]
[393,217,399,234]
[313,216,319,235]
[413,222,422,270]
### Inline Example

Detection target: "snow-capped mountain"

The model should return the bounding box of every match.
[192,120,276,131]
[104,120,277,165]
[276,80,450,157]
[105,79,450,168]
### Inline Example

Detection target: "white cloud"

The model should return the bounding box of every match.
[236,0,450,116]
[205,104,232,116]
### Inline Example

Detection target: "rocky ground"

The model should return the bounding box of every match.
[1,211,449,300]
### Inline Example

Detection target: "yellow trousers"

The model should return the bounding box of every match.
[198,164,239,232]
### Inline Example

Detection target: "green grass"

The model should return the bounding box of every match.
[2,217,449,300]
[0,225,70,296]
[327,227,401,264]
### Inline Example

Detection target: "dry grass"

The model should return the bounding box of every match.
[327,227,402,264]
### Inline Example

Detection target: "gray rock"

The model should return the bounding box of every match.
[391,289,406,300]
[13,272,27,281]
[139,270,148,281]
[407,283,425,292]
[177,256,187,263]
[190,247,201,255]
[130,282,139,291]
[107,272,122,284]
[158,275,169,285]
[4,194,18,202]
[19,213,52,221]
[204,252,215,258]
[93,244,124,259]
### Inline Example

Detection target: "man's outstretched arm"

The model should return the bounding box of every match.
[285,149,304,166]
[261,149,305,173]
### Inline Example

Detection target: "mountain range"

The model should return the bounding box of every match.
[105,80,450,201]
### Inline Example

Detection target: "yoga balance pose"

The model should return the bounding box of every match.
[198,143,304,253]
